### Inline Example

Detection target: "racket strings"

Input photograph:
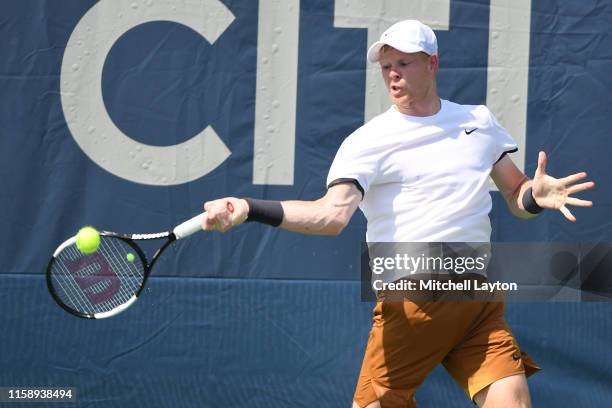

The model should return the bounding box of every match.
[52,244,122,313]
[52,249,95,313]
[49,236,145,316]
[54,240,140,313]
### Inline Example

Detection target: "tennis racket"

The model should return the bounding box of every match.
[46,211,211,319]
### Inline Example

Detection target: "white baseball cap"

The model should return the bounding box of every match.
[367,20,438,63]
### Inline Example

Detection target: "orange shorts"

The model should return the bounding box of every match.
[354,283,540,407]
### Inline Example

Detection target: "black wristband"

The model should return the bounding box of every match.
[522,187,544,214]
[244,198,284,227]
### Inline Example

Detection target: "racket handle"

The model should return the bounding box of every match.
[173,212,206,239]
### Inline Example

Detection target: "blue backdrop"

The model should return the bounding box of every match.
[1,0,611,406]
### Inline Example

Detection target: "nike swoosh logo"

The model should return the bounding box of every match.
[465,128,478,135]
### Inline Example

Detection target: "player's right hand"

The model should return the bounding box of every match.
[202,197,249,232]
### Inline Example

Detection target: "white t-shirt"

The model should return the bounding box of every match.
[326,99,517,243]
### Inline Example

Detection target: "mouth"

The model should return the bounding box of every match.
[390,84,402,95]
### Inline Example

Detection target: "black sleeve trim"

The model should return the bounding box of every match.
[495,147,518,164]
[327,178,365,199]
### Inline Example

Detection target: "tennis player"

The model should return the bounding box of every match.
[202,20,594,408]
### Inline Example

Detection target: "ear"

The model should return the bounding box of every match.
[429,54,439,73]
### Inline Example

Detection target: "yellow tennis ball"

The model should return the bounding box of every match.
[75,226,101,254]
[126,252,135,263]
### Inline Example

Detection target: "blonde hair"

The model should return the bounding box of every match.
[380,44,430,59]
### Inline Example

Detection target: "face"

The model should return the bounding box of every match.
[378,47,438,106]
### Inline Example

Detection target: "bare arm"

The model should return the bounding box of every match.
[279,182,362,235]
[491,151,595,221]
[201,182,362,235]
[490,154,534,219]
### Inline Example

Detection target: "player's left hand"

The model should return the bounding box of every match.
[532,151,595,222]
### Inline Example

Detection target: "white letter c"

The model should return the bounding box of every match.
[61,0,235,185]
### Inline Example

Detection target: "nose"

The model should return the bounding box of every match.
[389,68,400,80]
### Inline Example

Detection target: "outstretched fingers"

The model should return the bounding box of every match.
[559,205,576,222]
[561,172,588,186]
[532,152,594,222]
[568,180,595,194]
[535,151,547,178]
[566,197,593,207]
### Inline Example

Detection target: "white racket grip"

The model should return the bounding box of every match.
[173,212,207,239]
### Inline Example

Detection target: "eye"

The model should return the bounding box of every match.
[381,64,391,70]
